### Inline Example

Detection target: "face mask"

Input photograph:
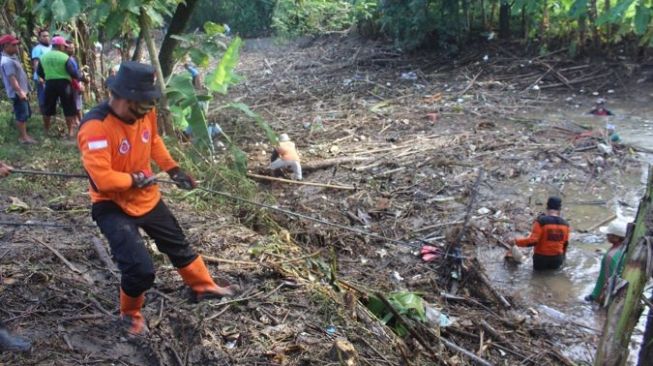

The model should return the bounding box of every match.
[128,100,157,119]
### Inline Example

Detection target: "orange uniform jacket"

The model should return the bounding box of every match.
[515,215,570,256]
[77,102,178,217]
[277,141,300,161]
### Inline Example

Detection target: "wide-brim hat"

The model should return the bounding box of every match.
[600,219,628,238]
[107,61,161,102]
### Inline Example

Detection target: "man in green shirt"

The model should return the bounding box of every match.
[36,36,83,138]
[585,219,628,306]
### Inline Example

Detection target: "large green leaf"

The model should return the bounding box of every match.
[388,292,427,322]
[597,0,636,25]
[51,0,81,21]
[189,104,211,150]
[166,74,211,151]
[166,73,198,106]
[119,0,141,14]
[365,292,427,337]
[169,105,190,130]
[203,21,225,36]
[568,0,588,19]
[146,6,165,26]
[104,10,127,39]
[206,37,242,94]
[226,102,277,144]
[634,5,651,35]
[189,48,210,68]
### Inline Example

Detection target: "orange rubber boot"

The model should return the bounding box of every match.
[120,289,147,335]
[177,256,236,302]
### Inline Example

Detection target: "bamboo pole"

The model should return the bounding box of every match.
[247,173,356,190]
[594,166,653,365]
[139,8,174,136]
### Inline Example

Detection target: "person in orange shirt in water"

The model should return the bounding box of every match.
[513,196,570,271]
[77,62,237,335]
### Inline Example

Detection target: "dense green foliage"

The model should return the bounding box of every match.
[180,0,653,52]
[189,0,276,37]
[271,0,355,37]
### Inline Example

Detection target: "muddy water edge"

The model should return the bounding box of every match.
[477,87,653,364]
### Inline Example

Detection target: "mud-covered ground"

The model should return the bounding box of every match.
[1,35,652,365]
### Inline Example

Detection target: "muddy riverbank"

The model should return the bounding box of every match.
[1,36,652,365]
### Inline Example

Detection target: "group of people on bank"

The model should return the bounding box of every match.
[0,29,86,144]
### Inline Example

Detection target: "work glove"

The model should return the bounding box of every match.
[167,167,196,190]
[131,171,156,188]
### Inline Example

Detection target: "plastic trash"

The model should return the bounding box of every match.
[326,325,337,335]
[425,305,454,328]
[400,71,418,81]
[597,143,613,155]
[538,305,567,323]
[392,271,404,281]
[477,207,491,215]
[510,245,524,263]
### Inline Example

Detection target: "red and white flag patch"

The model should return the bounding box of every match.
[88,136,108,150]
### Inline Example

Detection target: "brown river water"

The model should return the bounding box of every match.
[477,90,653,364]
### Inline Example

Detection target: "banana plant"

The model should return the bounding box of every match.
[166,36,276,172]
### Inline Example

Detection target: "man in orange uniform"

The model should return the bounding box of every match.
[269,133,302,180]
[77,62,235,335]
[514,196,570,271]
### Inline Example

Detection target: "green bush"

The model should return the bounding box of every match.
[272,0,355,37]
[189,0,276,38]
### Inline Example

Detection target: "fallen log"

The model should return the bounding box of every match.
[302,156,370,171]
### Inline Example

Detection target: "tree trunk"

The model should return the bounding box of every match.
[499,1,511,39]
[604,0,612,45]
[588,0,600,50]
[521,5,527,39]
[540,0,549,44]
[76,18,99,104]
[594,166,653,366]
[578,16,587,51]
[481,0,486,29]
[639,290,653,365]
[158,0,200,79]
[132,31,144,62]
[139,8,174,137]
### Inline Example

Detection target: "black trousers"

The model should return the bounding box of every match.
[92,200,197,297]
[532,253,565,271]
[44,79,76,117]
